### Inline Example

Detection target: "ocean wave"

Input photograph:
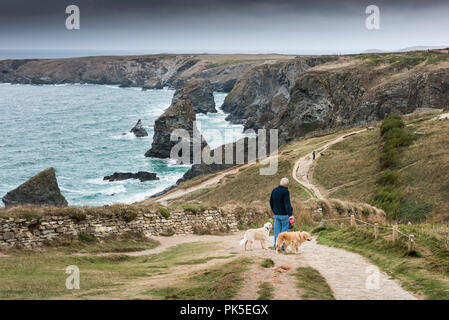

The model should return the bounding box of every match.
[100,185,126,195]
[86,177,110,185]
[111,132,136,140]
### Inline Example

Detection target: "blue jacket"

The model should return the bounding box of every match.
[269,186,293,216]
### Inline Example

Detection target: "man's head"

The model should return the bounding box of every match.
[280,177,289,188]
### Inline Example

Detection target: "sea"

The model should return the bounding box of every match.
[0,83,247,207]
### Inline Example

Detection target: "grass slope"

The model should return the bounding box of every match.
[315,224,449,300]
[314,114,449,222]
[293,267,335,300]
[0,241,226,299]
[147,258,252,300]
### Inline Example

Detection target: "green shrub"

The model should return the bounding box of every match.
[260,259,275,268]
[182,205,198,214]
[375,170,401,187]
[380,114,404,135]
[158,207,170,219]
[380,148,400,168]
[371,186,404,220]
[383,127,415,149]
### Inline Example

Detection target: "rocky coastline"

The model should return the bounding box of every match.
[0,54,291,92]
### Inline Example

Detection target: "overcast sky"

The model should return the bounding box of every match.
[0,0,448,57]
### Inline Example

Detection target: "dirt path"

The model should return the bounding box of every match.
[150,153,277,204]
[292,129,367,199]
[153,164,250,204]
[126,127,417,300]
[133,233,305,300]
[104,231,416,300]
[300,238,416,300]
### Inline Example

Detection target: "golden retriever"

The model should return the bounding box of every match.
[276,231,312,253]
[240,222,272,251]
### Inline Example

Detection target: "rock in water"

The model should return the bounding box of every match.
[145,99,208,162]
[103,172,159,182]
[2,168,68,208]
[171,78,217,114]
[130,119,148,137]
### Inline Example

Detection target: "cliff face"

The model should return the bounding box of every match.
[269,57,449,144]
[0,54,294,92]
[221,56,338,130]
[176,51,449,182]
[171,78,216,114]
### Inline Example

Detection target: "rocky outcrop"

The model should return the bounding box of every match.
[177,133,276,183]
[269,62,449,145]
[221,56,338,130]
[2,168,68,208]
[103,172,159,182]
[171,78,216,114]
[130,119,148,137]
[145,99,208,163]
[171,62,258,92]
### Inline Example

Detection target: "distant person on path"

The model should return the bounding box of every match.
[312,151,316,160]
[270,177,293,250]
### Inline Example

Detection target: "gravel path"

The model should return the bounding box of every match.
[109,232,416,300]
[300,238,417,300]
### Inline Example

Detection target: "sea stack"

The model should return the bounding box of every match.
[130,119,148,137]
[145,99,208,163]
[2,168,68,208]
[172,78,217,114]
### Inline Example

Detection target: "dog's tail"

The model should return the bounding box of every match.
[239,233,247,247]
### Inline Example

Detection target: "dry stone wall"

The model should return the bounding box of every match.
[0,207,269,248]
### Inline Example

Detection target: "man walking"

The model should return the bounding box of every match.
[269,177,293,250]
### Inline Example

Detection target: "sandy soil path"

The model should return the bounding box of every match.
[300,238,416,300]
[110,232,416,300]
[154,165,249,204]
[292,129,367,199]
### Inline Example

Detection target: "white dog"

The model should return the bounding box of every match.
[239,222,272,251]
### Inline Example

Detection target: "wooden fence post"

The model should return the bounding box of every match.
[408,235,415,253]
[374,223,379,239]
[392,224,398,243]
[350,215,355,227]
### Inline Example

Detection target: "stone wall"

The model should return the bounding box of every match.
[0,207,269,248]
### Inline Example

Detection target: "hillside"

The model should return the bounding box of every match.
[314,112,449,222]
[154,111,449,224]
